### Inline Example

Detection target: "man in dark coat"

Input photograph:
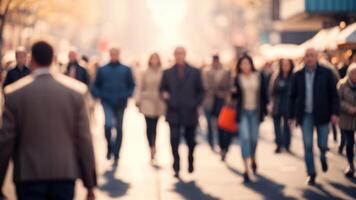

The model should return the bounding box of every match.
[65,50,90,86]
[160,47,205,178]
[3,47,30,88]
[289,48,340,185]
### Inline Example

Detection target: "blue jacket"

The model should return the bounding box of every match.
[91,62,135,109]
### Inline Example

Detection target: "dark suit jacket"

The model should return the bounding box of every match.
[3,66,31,87]
[160,64,205,126]
[0,71,97,189]
[289,64,340,125]
[65,62,90,85]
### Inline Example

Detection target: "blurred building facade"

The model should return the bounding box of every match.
[271,0,356,44]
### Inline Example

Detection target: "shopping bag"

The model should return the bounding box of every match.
[217,105,238,133]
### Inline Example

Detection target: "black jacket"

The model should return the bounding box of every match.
[233,72,269,122]
[65,62,90,85]
[3,66,30,87]
[289,64,340,125]
[160,64,205,126]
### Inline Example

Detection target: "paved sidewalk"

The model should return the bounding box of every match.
[4,102,356,199]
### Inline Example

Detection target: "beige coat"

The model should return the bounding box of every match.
[338,77,356,131]
[0,70,96,188]
[202,65,231,112]
[137,67,165,117]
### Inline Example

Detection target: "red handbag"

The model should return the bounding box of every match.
[217,105,238,133]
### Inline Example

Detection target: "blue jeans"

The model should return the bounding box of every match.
[16,180,75,200]
[239,110,259,159]
[205,111,215,148]
[103,103,125,159]
[301,113,329,176]
[273,114,291,149]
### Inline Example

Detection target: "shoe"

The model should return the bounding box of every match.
[221,151,226,162]
[188,163,194,174]
[345,167,355,178]
[275,147,282,154]
[338,147,344,155]
[106,152,111,160]
[252,162,257,175]
[243,173,251,183]
[174,172,180,179]
[307,175,316,186]
[321,159,328,173]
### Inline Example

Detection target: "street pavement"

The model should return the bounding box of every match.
[3,101,356,199]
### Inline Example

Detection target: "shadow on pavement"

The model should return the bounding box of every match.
[174,180,220,200]
[302,184,339,200]
[329,181,356,199]
[226,164,294,200]
[99,167,130,198]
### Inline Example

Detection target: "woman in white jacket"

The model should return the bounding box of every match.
[137,53,165,162]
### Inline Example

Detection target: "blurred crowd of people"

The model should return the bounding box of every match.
[0,40,355,199]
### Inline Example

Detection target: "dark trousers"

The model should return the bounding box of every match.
[339,130,347,152]
[169,124,196,172]
[103,103,125,159]
[145,116,159,147]
[273,114,291,149]
[332,124,338,142]
[218,128,233,153]
[341,129,355,167]
[16,180,75,200]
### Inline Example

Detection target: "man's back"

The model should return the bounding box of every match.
[1,71,96,188]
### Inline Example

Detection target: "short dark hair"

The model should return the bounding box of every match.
[235,53,256,74]
[31,41,53,66]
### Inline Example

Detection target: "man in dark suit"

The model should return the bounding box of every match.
[160,47,205,178]
[3,47,31,87]
[65,50,90,85]
[289,48,340,185]
[0,41,96,200]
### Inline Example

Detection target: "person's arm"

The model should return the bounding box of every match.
[3,72,12,88]
[328,70,340,116]
[195,70,205,107]
[338,84,353,115]
[288,74,297,120]
[75,93,97,197]
[126,68,136,98]
[0,97,16,198]
[159,71,170,101]
[90,69,102,99]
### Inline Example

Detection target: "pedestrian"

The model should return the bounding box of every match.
[202,54,233,160]
[233,54,268,183]
[137,53,165,162]
[338,63,356,178]
[269,58,294,153]
[160,47,204,178]
[338,51,356,154]
[65,50,91,85]
[3,47,30,88]
[289,48,340,185]
[0,41,97,200]
[91,47,135,166]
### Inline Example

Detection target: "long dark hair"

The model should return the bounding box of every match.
[278,58,295,78]
[235,54,257,75]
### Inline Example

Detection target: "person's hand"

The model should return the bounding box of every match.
[86,188,95,200]
[162,92,170,100]
[288,119,296,128]
[331,115,339,125]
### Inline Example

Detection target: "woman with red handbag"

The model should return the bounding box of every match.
[232,54,269,183]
